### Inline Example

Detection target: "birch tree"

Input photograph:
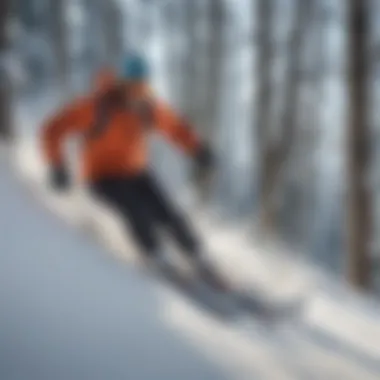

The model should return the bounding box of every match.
[259,0,312,234]
[50,0,68,91]
[0,0,12,139]
[346,0,372,289]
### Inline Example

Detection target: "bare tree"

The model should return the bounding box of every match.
[49,0,69,92]
[195,0,225,199]
[294,0,326,247]
[346,0,372,289]
[183,0,199,122]
[82,0,99,71]
[259,0,312,233]
[0,0,12,139]
[253,0,275,228]
[278,0,324,246]
[254,0,275,152]
[204,0,224,143]
[101,0,124,66]
[162,1,184,110]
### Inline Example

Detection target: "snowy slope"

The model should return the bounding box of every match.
[8,137,380,380]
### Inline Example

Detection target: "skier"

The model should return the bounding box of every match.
[40,54,227,289]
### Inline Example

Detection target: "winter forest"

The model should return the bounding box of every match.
[3,0,380,378]
[2,0,377,291]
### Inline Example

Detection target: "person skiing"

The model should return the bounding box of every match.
[40,54,227,289]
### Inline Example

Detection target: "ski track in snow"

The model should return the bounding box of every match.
[2,137,380,379]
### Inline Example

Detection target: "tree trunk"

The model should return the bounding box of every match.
[253,0,275,228]
[259,0,312,233]
[195,0,224,200]
[162,1,182,108]
[0,0,12,139]
[101,0,124,67]
[254,0,274,149]
[183,0,199,122]
[82,0,99,71]
[346,0,372,289]
[50,0,69,92]
[295,0,326,248]
[205,0,223,142]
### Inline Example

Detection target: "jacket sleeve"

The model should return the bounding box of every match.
[41,98,93,166]
[151,100,202,156]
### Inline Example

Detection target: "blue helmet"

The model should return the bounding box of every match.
[121,53,149,81]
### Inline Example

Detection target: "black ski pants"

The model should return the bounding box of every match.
[90,172,201,259]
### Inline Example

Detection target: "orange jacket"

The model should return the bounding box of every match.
[41,79,201,182]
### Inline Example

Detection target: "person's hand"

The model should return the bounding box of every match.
[193,144,215,185]
[49,165,71,192]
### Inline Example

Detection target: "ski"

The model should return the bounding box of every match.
[234,290,307,324]
[193,263,307,324]
[148,260,242,321]
[187,263,304,323]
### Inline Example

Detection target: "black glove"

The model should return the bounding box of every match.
[195,144,214,169]
[194,144,215,184]
[49,165,71,191]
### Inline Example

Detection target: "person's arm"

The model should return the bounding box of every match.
[151,99,203,156]
[41,98,91,165]
[150,99,214,174]
[41,98,92,189]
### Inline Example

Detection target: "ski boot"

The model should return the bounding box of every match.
[194,256,232,293]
